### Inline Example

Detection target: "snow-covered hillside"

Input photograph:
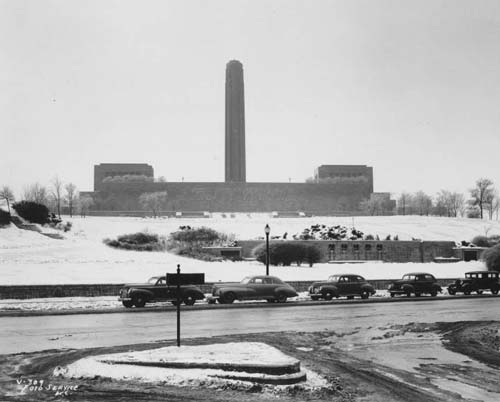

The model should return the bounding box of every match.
[1,215,498,285]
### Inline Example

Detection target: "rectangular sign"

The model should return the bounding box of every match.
[167,273,205,286]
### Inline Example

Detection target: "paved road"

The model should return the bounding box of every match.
[1,298,499,355]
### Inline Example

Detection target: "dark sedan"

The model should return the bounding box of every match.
[388,272,441,297]
[210,275,298,304]
[119,276,205,307]
[309,274,376,300]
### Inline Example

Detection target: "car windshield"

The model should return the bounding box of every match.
[147,277,159,285]
[241,277,252,284]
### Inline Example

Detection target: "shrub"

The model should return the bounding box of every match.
[471,235,500,248]
[103,231,165,251]
[0,209,11,226]
[483,244,500,271]
[166,226,234,261]
[253,242,323,267]
[12,201,49,224]
[169,227,226,245]
[472,235,490,247]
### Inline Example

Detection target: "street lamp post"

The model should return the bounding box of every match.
[265,224,270,276]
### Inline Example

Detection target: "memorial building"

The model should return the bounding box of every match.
[82,61,391,215]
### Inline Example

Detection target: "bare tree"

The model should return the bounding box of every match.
[64,183,77,217]
[397,192,412,215]
[0,186,15,214]
[23,183,48,204]
[51,176,63,218]
[449,192,465,217]
[78,195,94,218]
[139,191,168,217]
[412,191,433,216]
[434,190,450,216]
[470,178,494,219]
[487,191,499,220]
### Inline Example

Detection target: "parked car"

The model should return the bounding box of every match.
[388,272,442,297]
[118,276,205,308]
[308,274,376,300]
[447,271,500,295]
[210,275,298,304]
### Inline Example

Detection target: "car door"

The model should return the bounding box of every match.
[338,276,351,296]
[245,277,263,299]
[155,277,168,299]
[414,275,426,293]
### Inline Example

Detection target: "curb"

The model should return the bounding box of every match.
[0,293,498,317]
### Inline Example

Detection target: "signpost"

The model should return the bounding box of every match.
[166,265,205,347]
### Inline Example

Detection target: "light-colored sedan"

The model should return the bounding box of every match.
[210,275,298,304]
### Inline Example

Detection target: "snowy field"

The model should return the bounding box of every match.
[1,214,499,286]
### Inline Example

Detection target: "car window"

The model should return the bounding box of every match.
[241,277,251,284]
[253,278,264,284]
[357,276,364,281]
[425,275,433,280]
[263,277,273,284]
[403,275,415,280]
[272,277,284,284]
[148,277,159,285]
[340,277,349,282]
[329,276,340,282]
[156,278,166,286]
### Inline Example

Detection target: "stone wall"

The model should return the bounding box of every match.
[0,278,460,299]
[237,240,457,263]
[89,181,372,213]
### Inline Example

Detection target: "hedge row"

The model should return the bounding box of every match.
[253,242,322,267]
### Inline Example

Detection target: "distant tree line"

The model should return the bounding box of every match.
[0,178,94,219]
[396,178,499,220]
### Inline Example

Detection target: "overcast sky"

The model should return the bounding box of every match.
[1,0,499,198]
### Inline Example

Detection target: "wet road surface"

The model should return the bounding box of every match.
[1,297,499,355]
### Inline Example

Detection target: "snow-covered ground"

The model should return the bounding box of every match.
[54,342,327,389]
[0,215,498,285]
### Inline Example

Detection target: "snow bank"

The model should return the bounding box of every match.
[0,215,495,285]
[54,342,328,389]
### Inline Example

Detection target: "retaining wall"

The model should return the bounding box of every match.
[237,240,457,263]
[0,279,459,300]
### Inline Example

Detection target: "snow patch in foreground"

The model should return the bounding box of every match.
[54,342,328,389]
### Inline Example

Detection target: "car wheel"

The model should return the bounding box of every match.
[122,300,133,308]
[133,295,146,308]
[430,290,437,297]
[222,292,236,304]
[361,291,369,299]
[183,295,196,306]
[448,288,456,295]
[491,288,499,295]
[476,290,483,295]
[463,287,471,295]
[276,294,287,303]
[323,292,333,301]
[406,291,412,297]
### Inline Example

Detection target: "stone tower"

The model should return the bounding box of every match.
[225,60,246,182]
